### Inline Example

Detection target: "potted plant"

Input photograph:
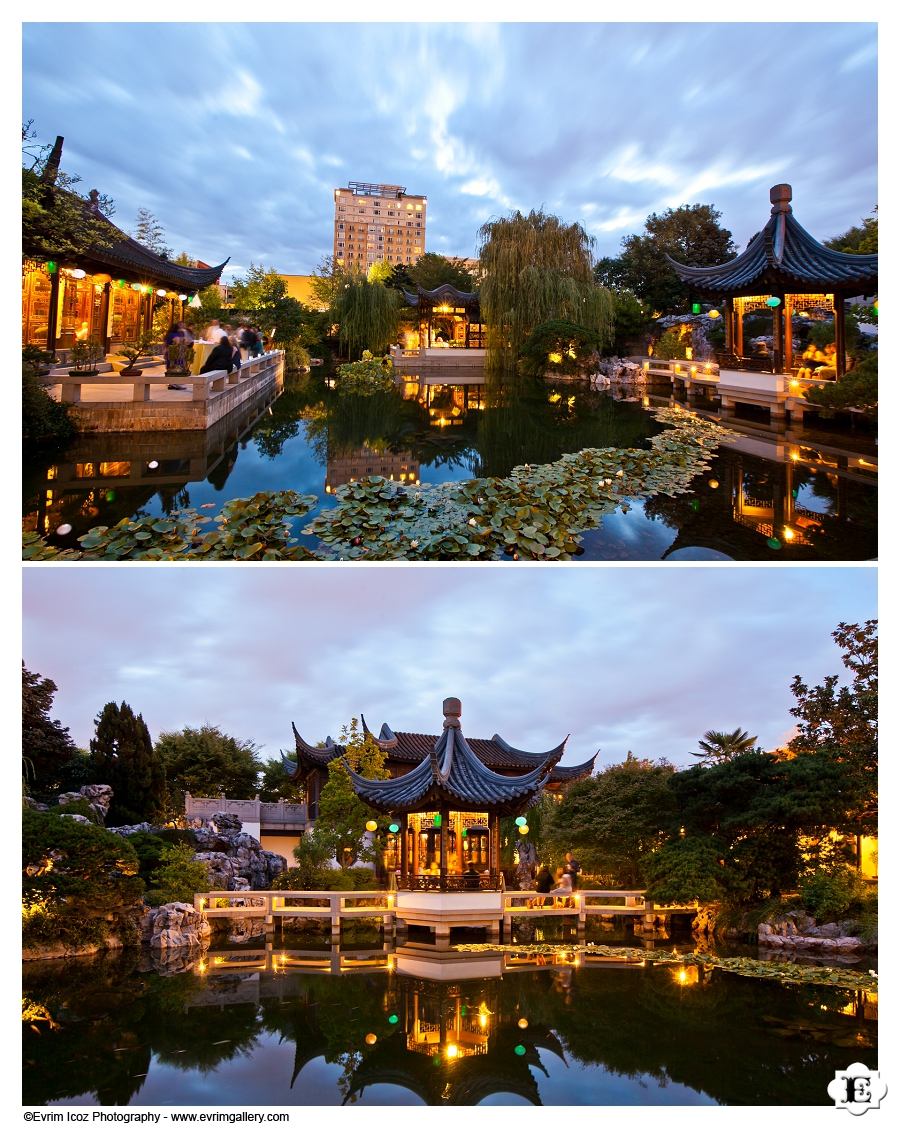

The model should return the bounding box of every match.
[117,332,157,376]
[69,338,104,377]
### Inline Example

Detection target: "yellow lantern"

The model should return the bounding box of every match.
[708,309,721,319]
[518,824,529,835]
[365,819,377,832]
[365,1033,377,1046]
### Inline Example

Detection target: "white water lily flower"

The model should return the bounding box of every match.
[616,470,624,477]
[468,517,477,526]
[410,539,419,549]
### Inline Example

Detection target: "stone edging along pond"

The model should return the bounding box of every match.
[22,407,734,561]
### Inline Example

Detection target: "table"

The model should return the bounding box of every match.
[190,340,216,375]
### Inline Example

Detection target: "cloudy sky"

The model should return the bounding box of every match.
[23,566,875,770]
[21,19,877,284]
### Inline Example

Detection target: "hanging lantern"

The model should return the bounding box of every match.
[388,823,400,834]
[105,489,116,503]
[365,819,377,833]
[708,479,719,489]
[387,1014,399,1025]
[433,813,442,828]
[514,1044,526,1057]
[178,293,188,302]
[69,268,86,279]
[56,524,72,536]
[461,828,468,838]
[514,816,527,827]
[707,309,720,319]
[147,460,159,470]
[116,279,126,288]
[365,1033,377,1046]
[131,282,142,291]
[518,825,529,835]
[518,1018,529,1029]
[766,297,781,308]
[767,536,782,551]
[46,260,58,274]
[157,288,167,297]
[691,302,701,315]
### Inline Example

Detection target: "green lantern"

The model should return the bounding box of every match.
[46,260,57,274]
[691,302,701,314]
[433,813,442,828]
[388,1014,399,1025]
[767,536,782,551]
[514,816,527,827]
[766,296,781,308]
[514,1044,526,1056]
[461,828,468,838]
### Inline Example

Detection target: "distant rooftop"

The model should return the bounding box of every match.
[341,181,425,200]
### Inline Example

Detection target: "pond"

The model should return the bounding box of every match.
[23,937,877,1107]
[23,371,877,561]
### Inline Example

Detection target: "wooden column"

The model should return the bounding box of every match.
[400,814,408,882]
[46,269,61,357]
[142,292,153,335]
[489,813,501,888]
[772,299,784,374]
[833,294,847,378]
[98,282,112,355]
[783,295,794,372]
[725,297,734,355]
[734,298,744,357]
[439,808,448,891]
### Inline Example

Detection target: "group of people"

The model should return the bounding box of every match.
[796,341,839,379]
[200,320,267,374]
[530,851,581,906]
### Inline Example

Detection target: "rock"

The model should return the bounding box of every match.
[57,784,114,822]
[142,903,211,950]
[60,813,92,824]
[24,797,49,812]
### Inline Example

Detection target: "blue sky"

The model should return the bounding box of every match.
[23,566,876,769]
[22,20,877,285]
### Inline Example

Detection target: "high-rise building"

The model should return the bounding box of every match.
[333,181,426,271]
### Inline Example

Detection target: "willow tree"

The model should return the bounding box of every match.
[332,276,400,360]
[478,208,614,368]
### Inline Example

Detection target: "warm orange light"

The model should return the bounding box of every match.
[445,1043,459,1060]
[783,526,796,541]
[365,1033,377,1045]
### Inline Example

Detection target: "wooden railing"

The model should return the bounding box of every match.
[397,873,501,892]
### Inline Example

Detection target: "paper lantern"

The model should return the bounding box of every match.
[433,813,442,828]
[365,1033,377,1045]
[105,489,116,502]
[365,820,377,833]
[147,460,159,470]
[514,1044,526,1056]
[157,288,167,297]
[69,268,86,279]
[767,536,782,551]
[518,1018,529,1029]
[691,302,701,314]
[514,816,527,827]
[707,309,720,319]
[131,282,142,291]
[178,294,188,302]
[388,823,400,834]
[46,260,58,273]
[56,524,72,536]
[518,825,529,835]
[766,297,781,308]
[388,1014,399,1025]
[708,479,719,489]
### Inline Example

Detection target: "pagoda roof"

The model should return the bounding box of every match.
[667,184,877,298]
[289,710,596,788]
[344,714,560,816]
[402,282,480,309]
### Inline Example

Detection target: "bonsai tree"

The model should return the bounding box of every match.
[117,332,157,375]
[69,338,104,375]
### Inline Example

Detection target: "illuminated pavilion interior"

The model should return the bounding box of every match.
[668,184,877,379]
[400,283,485,350]
[286,697,595,891]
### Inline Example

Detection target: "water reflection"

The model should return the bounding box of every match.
[23,374,876,560]
[23,941,876,1107]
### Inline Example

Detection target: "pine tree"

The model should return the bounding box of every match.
[90,701,166,825]
[133,208,172,258]
[22,663,77,792]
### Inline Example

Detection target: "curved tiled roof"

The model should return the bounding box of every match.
[667,184,877,298]
[345,723,560,815]
[402,282,480,309]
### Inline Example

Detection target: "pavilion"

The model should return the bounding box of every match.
[287,696,596,895]
[23,136,227,357]
[667,184,877,379]
[401,283,485,349]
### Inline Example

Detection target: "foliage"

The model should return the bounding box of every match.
[787,620,877,836]
[610,290,654,354]
[22,122,117,261]
[797,865,872,922]
[23,347,76,452]
[691,728,759,764]
[258,754,302,803]
[23,664,77,792]
[310,254,349,310]
[519,319,603,377]
[651,327,689,360]
[132,208,172,258]
[124,830,169,881]
[314,718,390,868]
[824,209,877,255]
[309,408,733,560]
[331,276,401,359]
[155,725,262,808]
[409,252,475,292]
[49,797,102,824]
[545,756,676,886]
[275,831,335,889]
[644,835,727,903]
[183,284,223,333]
[147,843,210,906]
[608,203,736,314]
[54,748,100,792]
[803,354,877,417]
[23,491,320,561]
[90,701,166,826]
[229,263,287,308]
[69,338,104,373]
[116,331,158,373]
[366,259,394,284]
[478,208,614,367]
[336,356,396,394]
[22,809,143,946]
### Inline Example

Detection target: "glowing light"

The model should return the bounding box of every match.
[782,526,796,541]
[56,524,72,536]
[445,1043,459,1060]
[708,479,719,489]
[691,303,701,315]
[388,1014,399,1024]
[69,268,86,279]
[707,309,720,319]
[514,1044,526,1056]
[518,825,529,835]
[678,968,688,984]
[388,823,400,834]
[147,460,159,470]
[766,297,781,308]
[131,283,142,291]
[514,816,527,827]
[517,1018,529,1029]
[46,261,57,273]
[365,820,378,833]
[157,288,167,297]
[365,1033,377,1045]
[178,294,187,302]
[767,536,782,551]
[433,813,442,828]
[547,351,563,364]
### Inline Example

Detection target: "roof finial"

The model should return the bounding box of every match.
[442,697,462,729]
[770,183,793,214]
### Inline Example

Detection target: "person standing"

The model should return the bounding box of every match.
[563,851,581,891]
[205,319,227,344]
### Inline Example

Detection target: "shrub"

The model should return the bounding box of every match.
[519,319,602,376]
[644,836,728,904]
[23,347,75,452]
[798,865,869,921]
[148,843,210,905]
[49,798,102,824]
[651,327,690,360]
[336,357,395,395]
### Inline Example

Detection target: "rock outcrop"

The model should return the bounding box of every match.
[57,784,113,822]
[758,910,867,952]
[141,903,211,950]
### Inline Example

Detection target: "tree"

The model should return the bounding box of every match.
[90,702,166,825]
[691,728,759,765]
[803,355,877,417]
[23,346,76,452]
[609,290,653,355]
[314,719,390,868]
[825,209,878,255]
[310,254,350,310]
[22,122,117,262]
[611,203,736,315]
[545,755,676,886]
[155,725,262,808]
[229,263,287,309]
[366,259,394,285]
[132,208,172,258]
[258,754,303,802]
[787,620,877,836]
[23,664,77,792]
[519,319,604,377]
[331,276,401,359]
[409,252,475,292]
[478,208,614,367]
[148,843,210,905]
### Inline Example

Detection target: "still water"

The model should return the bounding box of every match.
[23,938,876,1107]
[24,372,877,560]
